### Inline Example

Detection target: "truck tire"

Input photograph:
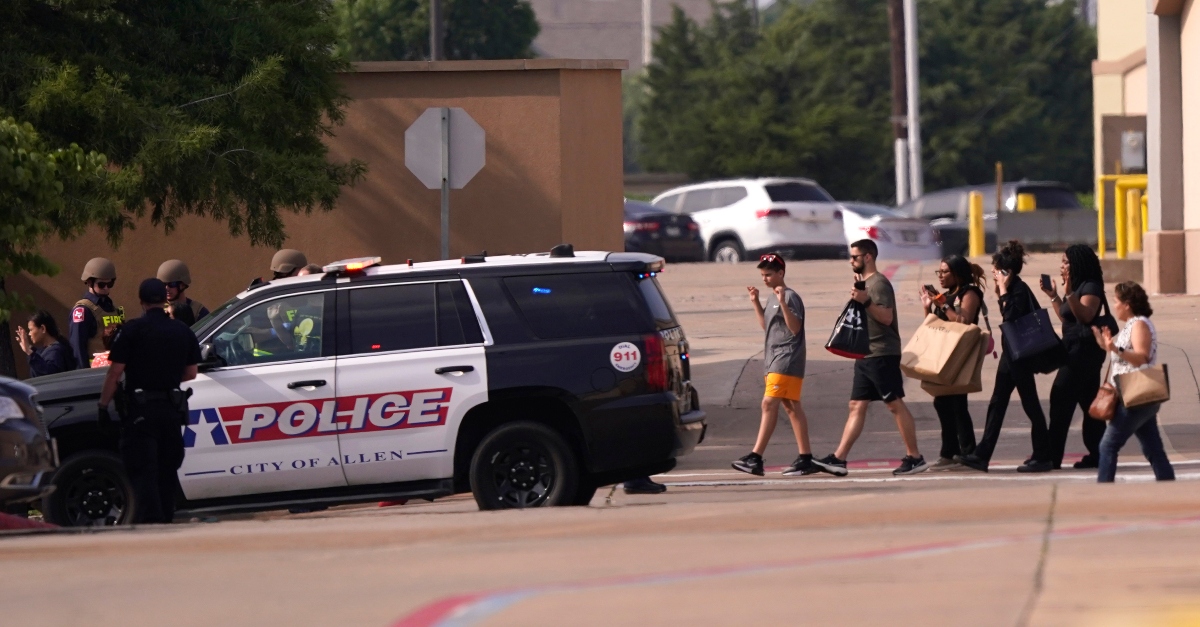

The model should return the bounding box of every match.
[469,421,579,510]
[42,451,133,527]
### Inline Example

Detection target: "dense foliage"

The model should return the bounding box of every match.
[336,0,540,61]
[636,0,1096,202]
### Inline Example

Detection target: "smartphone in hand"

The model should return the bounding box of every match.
[854,280,867,291]
[923,284,939,295]
[1040,274,1052,292]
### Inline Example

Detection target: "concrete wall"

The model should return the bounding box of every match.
[1182,0,1200,233]
[8,59,626,377]
[1099,0,1148,60]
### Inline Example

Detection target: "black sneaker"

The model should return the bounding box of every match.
[893,455,929,476]
[782,455,819,476]
[956,454,989,473]
[1073,456,1098,470]
[1017,460,1054,473]
[732,453,764,476]
[812,454,849,476]
[623,476,668,494]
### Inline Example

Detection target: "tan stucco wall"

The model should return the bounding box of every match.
[1182,0,1200,231]
[1094,74,1125,184]
[8,60,626,377]
[1098,0,1148,60]
[1123,63,1148,114]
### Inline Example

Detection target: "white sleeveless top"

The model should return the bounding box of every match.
[1110,316,1157,385]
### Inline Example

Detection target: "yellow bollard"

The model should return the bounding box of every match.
[1115,184,1128,259]
[1016,193,1036,212]
[1128,189,1142,253]
[1141,192,1149,235]
[1096,178,1106,259]
[969,191,985,257]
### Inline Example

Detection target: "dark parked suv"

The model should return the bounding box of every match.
[0,377,56,513]
[31,247,705,525]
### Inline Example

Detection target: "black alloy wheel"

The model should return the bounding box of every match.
[43,452,133,527]
[469,421,578,511]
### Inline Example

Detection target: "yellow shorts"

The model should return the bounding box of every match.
[764,373,803,401]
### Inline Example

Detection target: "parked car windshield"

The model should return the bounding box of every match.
[765,182,833,203]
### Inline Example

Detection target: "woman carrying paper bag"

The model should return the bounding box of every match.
[918,256,987,469]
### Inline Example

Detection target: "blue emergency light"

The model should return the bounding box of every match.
[532,287,552,295]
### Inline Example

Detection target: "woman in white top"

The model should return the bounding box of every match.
[1090,281,1175,482]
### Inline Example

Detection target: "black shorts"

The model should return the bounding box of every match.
[851,355,905,402]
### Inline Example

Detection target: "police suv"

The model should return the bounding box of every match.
[31,248,705,525]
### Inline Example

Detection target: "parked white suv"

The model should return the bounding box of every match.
[651,178,846,262]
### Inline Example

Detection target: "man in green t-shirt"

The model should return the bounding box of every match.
[813,239,928,477]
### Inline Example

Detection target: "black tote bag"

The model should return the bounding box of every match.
[826,300,870,359]
[999,289,1062,362]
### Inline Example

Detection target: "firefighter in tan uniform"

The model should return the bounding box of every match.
[68,258,126,368]
[156,260,209,327]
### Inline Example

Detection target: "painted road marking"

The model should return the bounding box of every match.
[391,513,1200,627]
[660,458,1200,479]
[660,471,1200,487]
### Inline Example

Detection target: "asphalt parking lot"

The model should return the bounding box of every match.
[4,256,1200,626]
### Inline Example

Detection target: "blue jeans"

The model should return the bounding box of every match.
[1097,401,1175,483]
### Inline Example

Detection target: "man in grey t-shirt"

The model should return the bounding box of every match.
[812,239,928,477]
[731,254,815,477]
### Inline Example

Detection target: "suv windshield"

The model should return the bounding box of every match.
[765,182,833,203]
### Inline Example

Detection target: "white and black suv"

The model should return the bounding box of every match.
[30,248,705,525]
[651,178,846,262]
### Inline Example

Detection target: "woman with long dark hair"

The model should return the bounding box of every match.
[919,255,986,468]
[959,241,1052,473]
[1042,244,1109,469]
[15,310,75,376]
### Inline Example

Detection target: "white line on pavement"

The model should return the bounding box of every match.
[661,471,1200,487]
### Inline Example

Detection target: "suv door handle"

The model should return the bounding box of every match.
[287,379,327,389]
[435,365,474,375]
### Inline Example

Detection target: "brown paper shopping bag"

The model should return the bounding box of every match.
[921,329,990,396]
[900,314,982,385]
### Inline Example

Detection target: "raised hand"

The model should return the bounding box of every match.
[747,286,759,303]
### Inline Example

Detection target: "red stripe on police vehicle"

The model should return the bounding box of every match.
[184,387,452,448]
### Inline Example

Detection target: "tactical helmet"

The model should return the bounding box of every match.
[156,259,192,286]
[81,257,117,282]
[270,249,307,274]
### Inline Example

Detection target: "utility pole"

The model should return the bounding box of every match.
[903,0,923,199]
[642,0,652,67]
[886,0,909,205]
[430,0,444,60]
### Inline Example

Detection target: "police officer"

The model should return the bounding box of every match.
[97,279,201,524]
[157,259,210,327]
[249,249,307,287]
[69,257,126,368]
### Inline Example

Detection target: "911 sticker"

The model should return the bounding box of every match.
[610,342,641,373]
[183,387,451,449]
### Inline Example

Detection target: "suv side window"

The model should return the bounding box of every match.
[208,291,329,367]
[711,186,748,208]
[347,283,438,353]
[342,281,484,355]
[680,189,715,213]
[652,193,681,212]
[503,273,651,339]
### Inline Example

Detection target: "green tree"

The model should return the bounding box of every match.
[638,0,1095,202]
[1,0,368,376]
[335,0,540,61]
[0,117,119,375]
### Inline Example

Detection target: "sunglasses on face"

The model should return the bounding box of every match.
[165,281,185,290]
[850,254,864,261]
[93,280,115,289]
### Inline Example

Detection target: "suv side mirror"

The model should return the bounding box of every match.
[199,343,223,370]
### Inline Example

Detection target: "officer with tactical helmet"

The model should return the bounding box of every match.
[249,249,307,288]
[98,278,201,524]
[157,259,210,327]
[69,257,126,368]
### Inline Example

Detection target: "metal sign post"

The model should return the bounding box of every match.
[440,107,451,260]
[405,107,486,260]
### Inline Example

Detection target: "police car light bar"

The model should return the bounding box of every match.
[323,257,382,273]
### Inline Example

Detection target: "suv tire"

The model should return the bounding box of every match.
[469,421,579,510]
[43,451,133,527]
[711,240,744,263]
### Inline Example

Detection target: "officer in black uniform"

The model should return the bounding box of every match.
[98,278,201,524]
